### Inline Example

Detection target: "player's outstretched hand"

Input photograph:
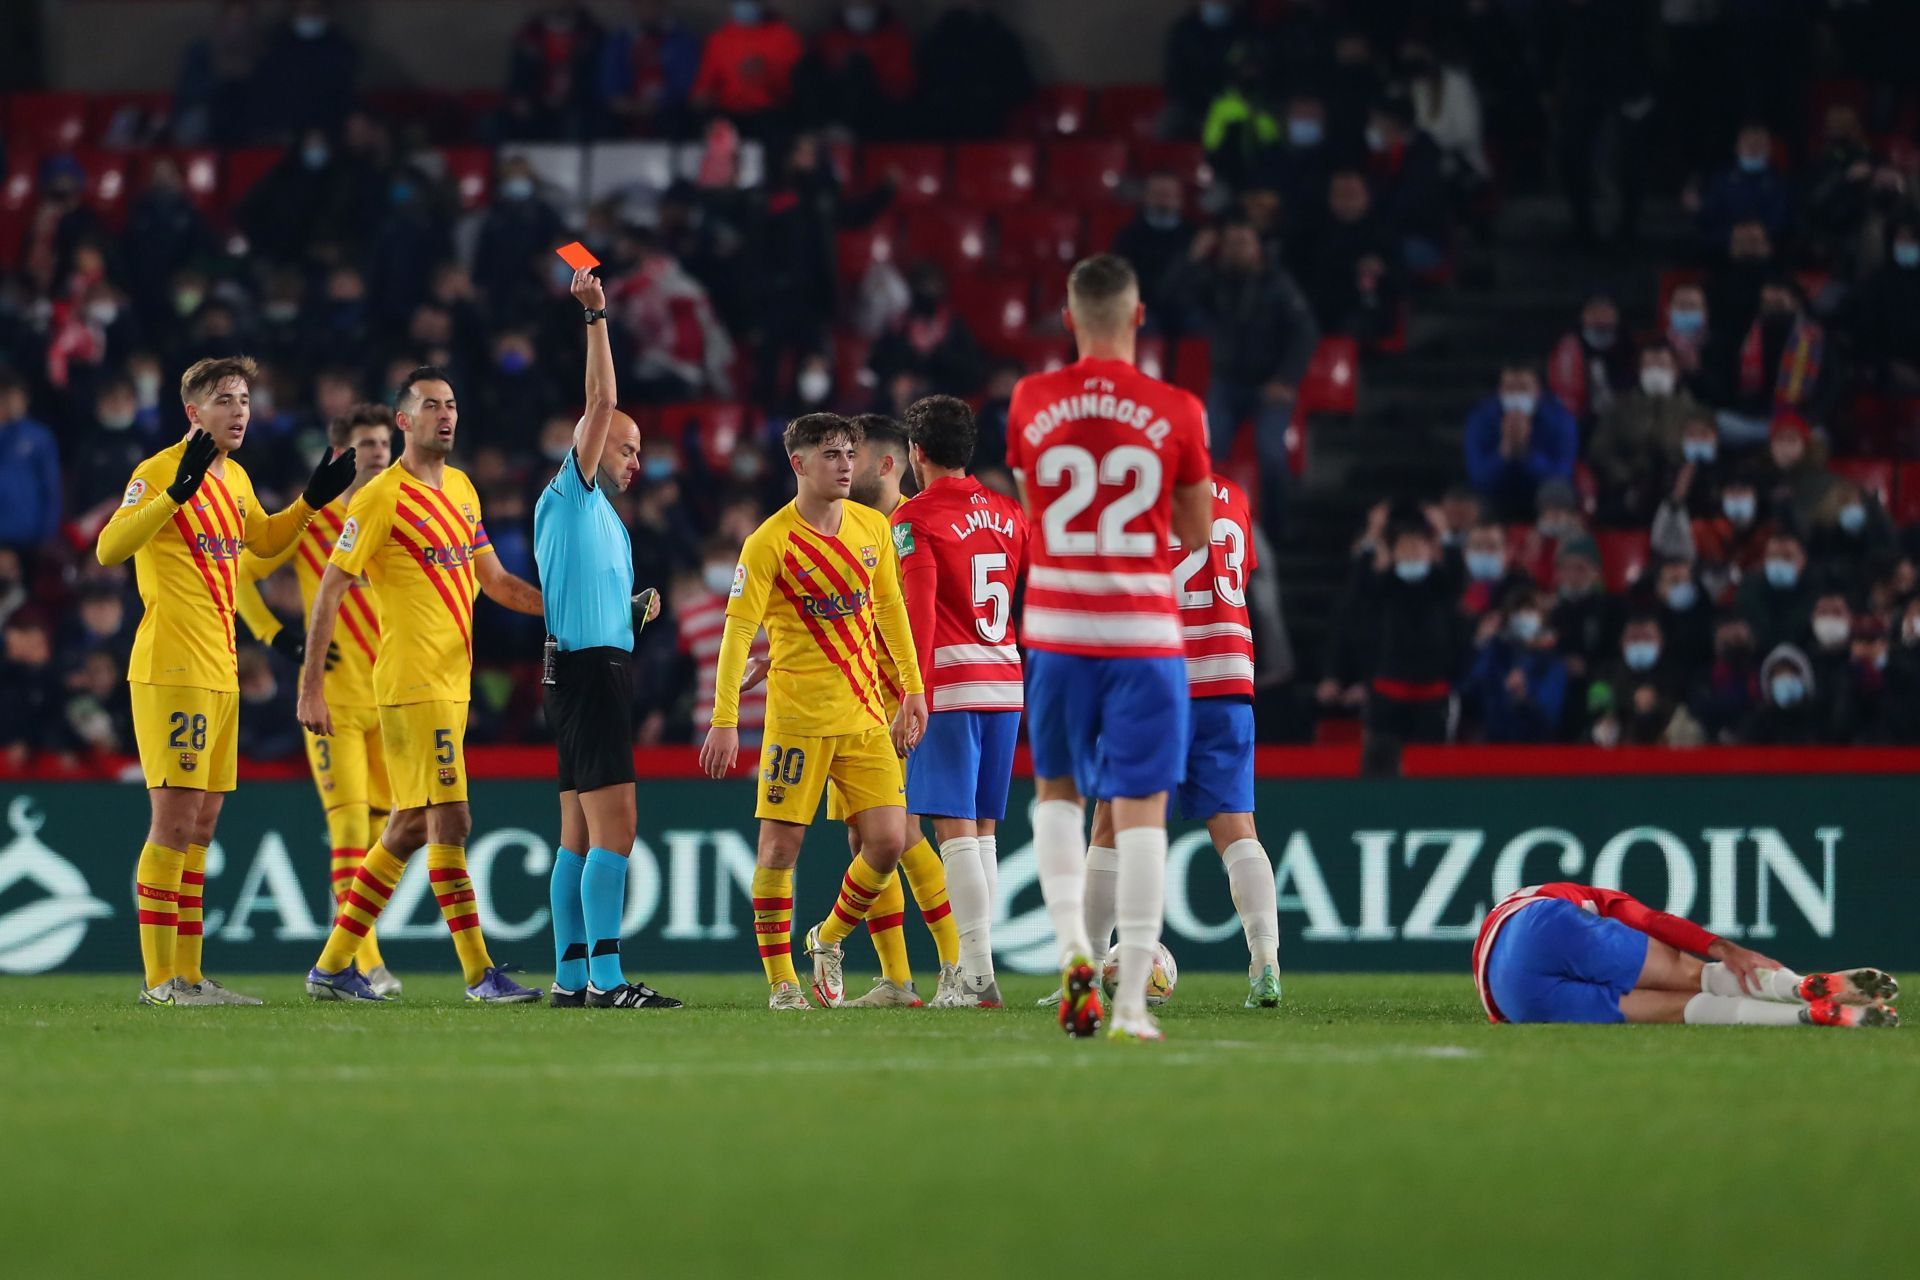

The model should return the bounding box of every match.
[297,687,334,738]
[632,587,661,630]
[268,627,305,667]
[700,725,739,779]
[891,692,927,757]
[302,447,358,508]
[167,429,220,502]
[1708,939,1787,995]
[740,655,771,692]
[570,265,606,311]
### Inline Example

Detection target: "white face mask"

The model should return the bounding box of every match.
[702,563,735,595]
[1639,367,1676,396]
[797,368,831,404]
[1500,392,1537,416]
[1813,615,1851,648]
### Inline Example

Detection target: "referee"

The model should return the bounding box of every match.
[534,266,681,1010]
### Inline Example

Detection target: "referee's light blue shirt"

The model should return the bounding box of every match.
[534,448,634,652]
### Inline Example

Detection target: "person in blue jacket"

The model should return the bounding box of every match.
[1463,364,1578,523]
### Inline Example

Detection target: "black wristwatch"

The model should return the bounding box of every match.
[583,307,606,325]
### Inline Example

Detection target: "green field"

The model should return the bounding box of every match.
[3,972,1911,1278]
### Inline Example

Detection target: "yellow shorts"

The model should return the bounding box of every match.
[377,700,469,811]
[305,702,390,815]
[130,682,238,792]
[756,724,905,825]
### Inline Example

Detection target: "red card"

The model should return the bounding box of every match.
[555,241,600,270]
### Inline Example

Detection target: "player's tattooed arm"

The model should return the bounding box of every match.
[476,553,544,616]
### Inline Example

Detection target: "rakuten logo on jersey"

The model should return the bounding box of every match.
[418,544,476,568]
[193,532,244,559]
[801,589,868,620]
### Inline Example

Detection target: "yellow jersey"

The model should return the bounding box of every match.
[330,461,493,707]
[236,497,382,708]
[714,499,922,738]
[97,440,315,692]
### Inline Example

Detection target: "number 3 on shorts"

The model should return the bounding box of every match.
[434,727,455,766]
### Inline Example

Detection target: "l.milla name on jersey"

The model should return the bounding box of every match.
[946,505,1020,540]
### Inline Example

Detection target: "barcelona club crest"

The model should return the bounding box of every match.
[461,502,476,525]
[860,544,879,570]
[178,752,197,773]
[438,767,457,787]
[765,782,785,805]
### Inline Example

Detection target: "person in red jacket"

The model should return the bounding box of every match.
[691,2,804,130]
[1472,881,1898,1028]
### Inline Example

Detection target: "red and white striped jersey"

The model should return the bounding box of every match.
[1007,356,1211,659]
[892,475,1030,713]
[676,588,767,740]
[1174,474,1258,699]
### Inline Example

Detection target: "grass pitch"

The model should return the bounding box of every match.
[3,972,1913,1279]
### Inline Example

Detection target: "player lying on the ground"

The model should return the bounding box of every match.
[1472,882,1899,1027]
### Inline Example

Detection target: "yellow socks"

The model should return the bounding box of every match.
[427,844,493,985]
[135,842,186,989]
[175,843,208,984]
[324,805,383,970]
[864,870,913,987]
[316,842,405,974]
[899,837,959,968]
[752,866,800,988]
[821,854,890,946]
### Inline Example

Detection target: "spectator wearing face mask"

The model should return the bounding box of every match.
[598,0,705,140]
[1689,613,1761,743]
[799,2,915,137]
[1462,585,1568,744]
[1705,218,1776,354]
[1296,170,1404,345]
[1715,278,1826,446]
[1737,529,1815,653]
[1589,342,1702,528]
[1457,519,1532,620]
[1584,614,1704,748]
[1253,93,1335,233]
[253,0,359,141]
[1649,556,1713,676]
[1113,172,1195,327]
[1164,0,1248,139]
[1463,364,1578,524]
[1547,291,1638,429]
[1804,590,1858,705]
[505,3,605,140]
[472,156,565,317]
[1801,104,1878,275]
[1661,415,1729,522]
[1662,283,1723,402]
[691,1,805,131]
[237,126,366,265]
[0,372,62,553]
[1548,534,1616,686]
[867,262,985,398]
[1838,218,1920,394]
[1737,644,1847,745]
[1507,476,1587,587]
[1353,508,1464,774]
[1655,473,1772,604]
[1691,123,1791,250]
[1757,412,1835,532]
[1363,97,1450,274]
[1808,480,1895,593]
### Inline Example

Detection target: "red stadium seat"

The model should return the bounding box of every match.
[1094,85,1167,141]
[1086,203,1135,253]
[995,205,1082,271]
[78,150,132,230]
[438,146,496,211]
[1132,140,1210,191]
[221,146,282,213]
[1897,463,1920,527]
[1831,457,1895,508]
[1595,529,1651,593]
[861,143,947,204]
[900,205,988,275]
[949,275,1030,355]
[953,142,1036,208]
[0,164,36,269]
[7,92,89,153]
[1171,336,1211,396]
[1043,139,1130,204]
[657,402,748,471]
[1135,335,1168,382]
[1297,337,1359,416]
[136,149,222,213]
[834,220,897,286]
[1011,85,1092,139]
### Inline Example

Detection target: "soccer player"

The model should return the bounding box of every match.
[698,413,928,1012]
[536,266,680,1011]
[890,395,1028,1009]
[1008,254,1213,1042]
[236,403,403,998]
[1473,881,1899,1027]
[97,355,357,1006]
[1081,473,1281,1010]
[799,414,964,1008]
[299,367,547,1003]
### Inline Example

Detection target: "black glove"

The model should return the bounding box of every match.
[167,431,220,503]
[323,641,342,671]
[268,627,305,666]
[302,447,357,508]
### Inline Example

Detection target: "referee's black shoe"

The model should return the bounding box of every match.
[549,983,587,1008]
[586,981,684,1009]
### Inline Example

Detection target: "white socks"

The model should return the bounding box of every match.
[1032,800,1091,965]
[978,834,998,919]
[1700,961,1804,1002]
[1111,827,1168,1020]
[1221,838,1279,972]
[1683,993,1806,1025]
[940,835,994,988]
[1083,845,1119,956]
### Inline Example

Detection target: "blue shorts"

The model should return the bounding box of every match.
[1486,899,1649,1024]
[1173,698,1254,820]
[905,709,1020,821]
[1026,651,1190,802]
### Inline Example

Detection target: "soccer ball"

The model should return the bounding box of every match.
[1101,942,1178,1006]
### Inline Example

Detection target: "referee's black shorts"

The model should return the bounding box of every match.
[546,646,636,793]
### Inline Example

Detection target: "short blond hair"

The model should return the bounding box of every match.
[179,355,260,406]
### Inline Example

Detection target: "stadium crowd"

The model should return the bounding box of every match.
[4,0,1920,768]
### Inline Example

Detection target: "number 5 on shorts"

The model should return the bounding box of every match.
[434,728,455,766]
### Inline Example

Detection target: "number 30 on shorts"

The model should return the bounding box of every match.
[167,711,208,751]
[763,744,806,785]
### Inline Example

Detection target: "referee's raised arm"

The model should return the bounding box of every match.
[572,266,618,480]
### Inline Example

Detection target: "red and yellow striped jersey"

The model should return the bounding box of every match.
[719,500,922,737]
[99,440,315,692]
[329,461,493,706]
[236,497,382,707]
